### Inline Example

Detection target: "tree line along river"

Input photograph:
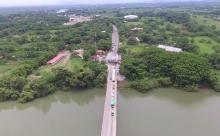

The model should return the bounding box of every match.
[0,87,220,136]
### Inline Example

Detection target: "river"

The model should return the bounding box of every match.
[0,88,220,136]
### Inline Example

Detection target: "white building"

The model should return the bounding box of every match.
[124,15,139,20]
[158,45,182,52]
[56,9,68,14]
[130,27,144,31]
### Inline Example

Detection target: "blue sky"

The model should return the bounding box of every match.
[0,0,202,6]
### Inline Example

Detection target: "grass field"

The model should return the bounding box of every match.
[195,16,220,30]
[194,36,220,54]
[66,58,84,71]
[125,21,143,26]
[126,45,149,54]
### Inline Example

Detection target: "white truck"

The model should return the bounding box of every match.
[112,69,116,82]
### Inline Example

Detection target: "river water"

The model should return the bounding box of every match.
[0,88,220,136]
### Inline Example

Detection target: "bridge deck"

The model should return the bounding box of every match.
[101,25,119,136]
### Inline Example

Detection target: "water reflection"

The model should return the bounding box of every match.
[0,88,105,113]
[119,87,220,107]
[118,87,220,136]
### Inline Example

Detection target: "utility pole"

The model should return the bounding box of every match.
[95,31,97,49]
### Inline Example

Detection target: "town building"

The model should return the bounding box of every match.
[158,45,182,52]
[73,49,84,59]
[124,15,139,21]
[47,52,67,65]
[64,15,93,26]
[130,27,144,31]
[56,9,68,14]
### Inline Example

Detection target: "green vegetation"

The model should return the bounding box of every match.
[0,10,113,103]
[121,48,211,92]
[1,3,220,102]
[194,36,217,54]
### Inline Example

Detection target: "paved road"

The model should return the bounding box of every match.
[101,25,120,136]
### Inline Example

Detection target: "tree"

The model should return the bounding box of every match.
[97,39,111,51]
[171,53,210,86]
[207,53,220,70]
[127,37,139,45]
[9,77,26,91]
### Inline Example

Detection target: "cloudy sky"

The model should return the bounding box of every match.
[0,0,202,6]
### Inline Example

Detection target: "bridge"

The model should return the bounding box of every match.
[101,25,121,136]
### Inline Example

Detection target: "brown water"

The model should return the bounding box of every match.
[0,88,220,136]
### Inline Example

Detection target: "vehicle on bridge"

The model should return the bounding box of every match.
[111,110,114,116]
[112,92,115,97]
[111,99,116,108]
[112,69,116,82]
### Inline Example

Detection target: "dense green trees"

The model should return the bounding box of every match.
[130,77,172,93]
[97,39,111,50]
[121,48,211,91]
[206,53,220,70]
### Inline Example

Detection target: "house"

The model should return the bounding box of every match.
[130,27,144,31]
[91,50,107,62]
[64,15,93,26]
[47,52,67,65]
[136,37,140,42]
[56,9,68,14]
[124,15,139,21]
[158,45,182,52]
[96,50,106,56]
[73,49,84,59]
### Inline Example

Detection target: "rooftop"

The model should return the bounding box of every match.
[158,45,182,52]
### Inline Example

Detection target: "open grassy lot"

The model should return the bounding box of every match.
[194,36,219,54]
[195,15,220,30]
[125,21,143,26]
[66,58,84,71]
[125,45,149,54]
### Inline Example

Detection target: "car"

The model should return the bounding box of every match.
[111,99,116,108]
[111,110,114,116]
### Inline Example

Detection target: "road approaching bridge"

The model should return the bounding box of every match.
[101,25,121,136]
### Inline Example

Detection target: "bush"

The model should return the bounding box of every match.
[209,71,220,92]
[127,37,139,45]
[18,91,35,103]
[213,83,220,92]
[183,85,199,92]
[29,80,55,98]
[157,77,172,87]
[130,78,160,93]
[0,88,19,101]
[9,77,26,91]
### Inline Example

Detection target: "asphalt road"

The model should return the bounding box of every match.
[101,25,120,136]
